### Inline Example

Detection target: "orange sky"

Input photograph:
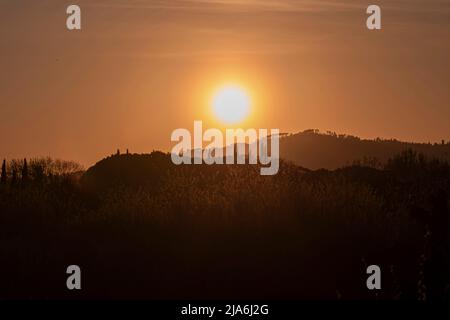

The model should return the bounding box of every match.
[1,0,449,166]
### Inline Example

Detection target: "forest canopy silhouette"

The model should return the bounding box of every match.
[0,132,449,300]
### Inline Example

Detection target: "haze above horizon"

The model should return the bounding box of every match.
[1,0,449,166]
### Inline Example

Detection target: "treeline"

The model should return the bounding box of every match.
[301,129,450,146]
[0,157,83,187]
[0,150,449,300]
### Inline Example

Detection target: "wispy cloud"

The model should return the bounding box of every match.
[83,0,450,13]
[83,0,363,13]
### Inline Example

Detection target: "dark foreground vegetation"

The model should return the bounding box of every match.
[0,150,449,300]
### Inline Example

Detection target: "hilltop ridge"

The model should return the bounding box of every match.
[280,130,450,169]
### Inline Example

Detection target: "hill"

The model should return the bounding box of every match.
[81,151,172,193]
[280,130,450,169]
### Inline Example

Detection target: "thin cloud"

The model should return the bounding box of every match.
[83,0,362,13]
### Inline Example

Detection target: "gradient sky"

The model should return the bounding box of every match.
[1,0,449,166]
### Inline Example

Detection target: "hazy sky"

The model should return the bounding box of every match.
[1,0,449,166]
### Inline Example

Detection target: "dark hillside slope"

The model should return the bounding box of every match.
[280,131,450,169]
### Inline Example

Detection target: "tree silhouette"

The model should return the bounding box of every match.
[1,159,6,185]
[21,158,29,185]
[11,168,17,187]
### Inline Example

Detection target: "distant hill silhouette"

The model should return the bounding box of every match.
[81,151,172,193]
[280,130,450,170]
[83,130,450,192]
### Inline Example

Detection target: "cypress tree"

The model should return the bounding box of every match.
[1,159,6,185]
[21,158,29,185]
[11,168,17,187]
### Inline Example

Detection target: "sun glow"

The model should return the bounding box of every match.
[212,85,251,125]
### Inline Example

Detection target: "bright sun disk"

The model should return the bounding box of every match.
[212,86,250,124]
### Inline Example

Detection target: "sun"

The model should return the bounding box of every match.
[212,85,251,125]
